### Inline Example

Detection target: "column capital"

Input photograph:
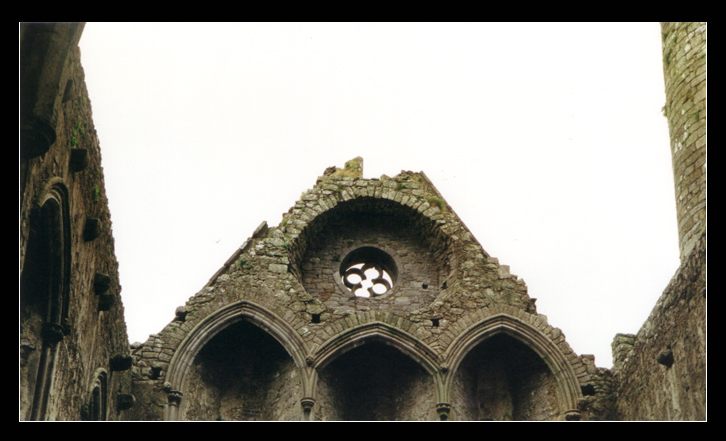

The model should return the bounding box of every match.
[564,409,582,421]
[301,397,316,411]
[436,402,451,421]
[168,389,183,407]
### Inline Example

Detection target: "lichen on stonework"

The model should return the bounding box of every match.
[426,195,447,213]
[322,156,364,179]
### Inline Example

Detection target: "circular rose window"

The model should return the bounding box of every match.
[340,247,398,298]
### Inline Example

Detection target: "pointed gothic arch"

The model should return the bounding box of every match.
[443,313,582,419]
[311,321,440,375]
[20,181,72,420]
[85,368,109,421]
[164,300,308,420]
[309,322,444,420]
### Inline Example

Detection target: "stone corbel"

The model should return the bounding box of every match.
[41,322,65,346]
[301,397,315,420]
[167,389,183,407]
[564,409,582,421]
[436,402,451,421]
[19,339,36,366]
[116,393,136,411]
[166,388,184,420]
[109,354,133,371]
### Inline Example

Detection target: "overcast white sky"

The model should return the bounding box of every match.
[79,22,679,368]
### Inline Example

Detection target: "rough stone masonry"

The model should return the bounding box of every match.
[661,22,706,261]
[20,23,132,421]
[19,22,706,421]
[128,157,597,421]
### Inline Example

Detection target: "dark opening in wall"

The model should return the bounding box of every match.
[311,314,321,324]
[453,334,560,421]
[69,148,88,172]
[110,354,133,371]
[183,320,301,420]
[317,341,435,420]
[431,318,440,327]
[116,393,135,412]
[657,349,674,368]
[89,371,108,421]
[581,384,596,396]
[94,272,111,295]
[149,366,163,380]
[20,185,71,420]
[98,292,115,311]
[83,217,100,241]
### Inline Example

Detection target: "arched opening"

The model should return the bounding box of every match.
[451,333,560,421]
[20,185,71,420]
[181,320,302,420]
[88,371,108,421]
[316,341,436,420]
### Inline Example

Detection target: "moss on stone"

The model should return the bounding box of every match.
[238,258,252,270]
[325,157,364,179]
[426,195,447,212]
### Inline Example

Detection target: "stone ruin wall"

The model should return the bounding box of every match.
[612,232,706,420]
[20,24,133,421]
[19,22,706,421]
[128,162,594,421]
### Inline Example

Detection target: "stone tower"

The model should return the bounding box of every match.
[661,22,706,261]
[129,158,600,421]
[608,23,706,420]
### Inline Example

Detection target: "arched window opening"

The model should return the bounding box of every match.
[89,371,108,421]
[316,341,436,420]
[182,320,302,420]
[20,185,71,420]
[452,334,560,421]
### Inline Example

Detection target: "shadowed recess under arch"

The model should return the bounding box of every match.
[443,314,582,419]
[308,321,445,420]
[164,301,309,420]
[288,196,453,281]
[181,320,302,420]
[20,182,72,420]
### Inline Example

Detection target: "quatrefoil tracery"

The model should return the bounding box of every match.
[343,263,393,298]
